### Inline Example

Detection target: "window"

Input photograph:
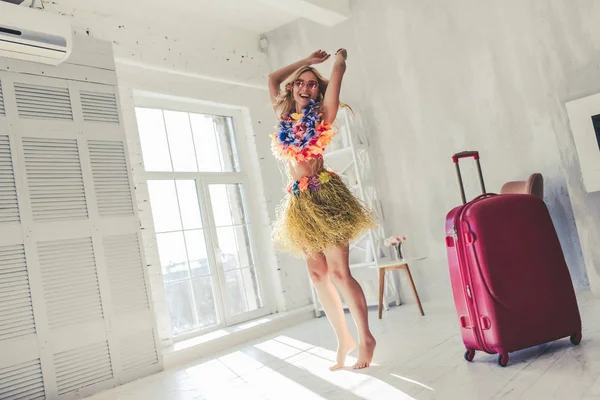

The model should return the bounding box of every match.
[135,105,266,339]
[135,108,239,173]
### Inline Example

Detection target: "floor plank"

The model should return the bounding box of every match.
[86,290,599,400]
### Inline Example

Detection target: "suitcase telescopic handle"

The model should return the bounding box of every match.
[452,151,480,162]
[452,151,487,205]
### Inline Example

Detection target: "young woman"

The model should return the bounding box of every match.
[268,49,377,370]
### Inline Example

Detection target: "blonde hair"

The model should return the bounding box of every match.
[273,65,350,121]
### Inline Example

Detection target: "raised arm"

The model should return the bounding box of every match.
[322,48,347,125]
[268,50,330,107]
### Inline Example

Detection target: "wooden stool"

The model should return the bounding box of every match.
[373,259,425,318]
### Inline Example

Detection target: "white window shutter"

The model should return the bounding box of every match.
[119,330,159,372]
[0,244,35,342]
[88,140,134,217]
[0,81,5,117]
[104,234,148,314]
[53,341,113,397]
[0,359,45,400]
[0,136,19,224]
[22,138,88,222]
[14,83,73,121]
[0,44,162,399]
[0,135,20,224]
[80,91,119,124]
[38,238,103,329]
[0,112,46,399]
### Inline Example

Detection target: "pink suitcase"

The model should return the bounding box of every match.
[445,151,582,367]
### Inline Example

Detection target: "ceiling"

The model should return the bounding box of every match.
[164,0,301,34]
[36,0,349,35]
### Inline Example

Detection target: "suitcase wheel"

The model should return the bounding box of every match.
[464,349,475,362]
[570,332,582,345]
[497,353,509,367]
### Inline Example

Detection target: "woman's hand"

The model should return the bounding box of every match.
[334,48,347,62]
[305,49,331,65]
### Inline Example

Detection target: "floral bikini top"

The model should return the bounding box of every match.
[271,100,335,163]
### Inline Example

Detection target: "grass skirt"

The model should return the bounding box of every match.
[272,170,376,256]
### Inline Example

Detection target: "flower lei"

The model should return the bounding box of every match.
[271,100,335,163]
[287,170,338,195]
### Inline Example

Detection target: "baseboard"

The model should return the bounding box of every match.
[161,305,315,369]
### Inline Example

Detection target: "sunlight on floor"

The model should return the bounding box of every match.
[219,350,266,375]
[273,335,317,351]
[254,337,306,359]
[247,336,417,399]
[391,373,435,391]
[220,350,328,399]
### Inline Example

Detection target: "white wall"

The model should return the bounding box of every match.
[37,3,314,346]
[38,1,268,88]
[265,0,600,303]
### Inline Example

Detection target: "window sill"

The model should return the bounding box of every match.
[161,305,315,369]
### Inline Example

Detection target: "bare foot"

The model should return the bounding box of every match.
[352,335,376,369]
[329,336,357,371]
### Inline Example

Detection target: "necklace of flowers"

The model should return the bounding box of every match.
[271,99,334,162]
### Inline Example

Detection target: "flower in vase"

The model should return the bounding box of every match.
[384,235,407,259]
[384,235,406,246]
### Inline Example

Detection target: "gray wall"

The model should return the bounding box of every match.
[265,0,600,302]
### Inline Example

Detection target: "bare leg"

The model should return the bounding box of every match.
[305,251,356,370]
[324,245,376,369]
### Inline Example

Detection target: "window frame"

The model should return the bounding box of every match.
[134,95,272,341]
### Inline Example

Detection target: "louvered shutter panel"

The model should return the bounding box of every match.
[0,244,35,342]
[0,80,5,117]
[0,359,45,400]
[104,234,148,314]
[88,141,134,217]
[0,44,162,399]
[0,135,20,224]
[38,238,103,329]
[120,330,158,372]
[14,83,73,121]
[53,341,113,396]
[23,138,88,222]
[80,91,119,124]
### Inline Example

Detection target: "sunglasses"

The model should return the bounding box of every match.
[293,79,319,90]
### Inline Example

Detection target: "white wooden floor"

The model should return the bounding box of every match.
[87,290,600,399]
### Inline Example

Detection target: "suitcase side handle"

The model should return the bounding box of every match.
[452,151,487,204]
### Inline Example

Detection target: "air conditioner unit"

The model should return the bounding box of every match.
[0,1,72,65]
